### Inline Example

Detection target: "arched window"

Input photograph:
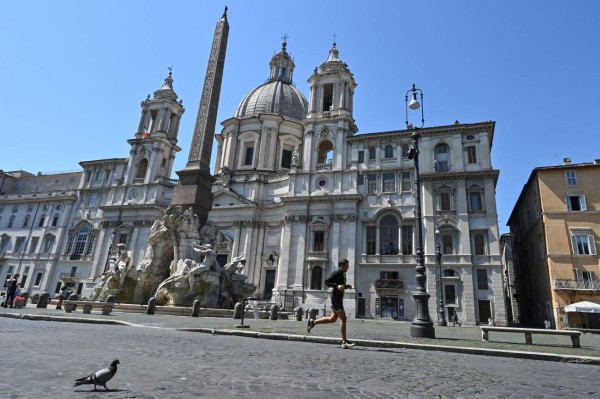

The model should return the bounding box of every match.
[23,215,31,228]
[136,158,148,179]
[380,215,399,255]
[66,225,96,260]
[38,214,46,227]
[51,213,60,227]
[317,141,334,164]
[434,143,450,172]
[8,215,15,228]
[368,146,376,160]
[384,145,394,159]
[310,266,323,290]
[402,144,410,158]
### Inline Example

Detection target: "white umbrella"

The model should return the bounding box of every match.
[564,301,600,314]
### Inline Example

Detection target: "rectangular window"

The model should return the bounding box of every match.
[469,191,483,211]
[313,231,324,252]
[439,192,451,211]
[34,272,43,286]
[357,174,364,185]
[29,237,39,254]
[401,172,412,192]
[380,271,399,279]
[12,205,19,213]
[442,233,454,255]
[366,226,376,255]
[444,284,456,305]
[367,174,377,194]
[358,151,364,163]
[118,233,128,245]
[65,234,76,255]
[566,195,586,211]
[281,149,292,169]
[401,225,413,255]
[89,192,98,207]
[244,146,254,166]
[571,234,597,255]
[27,205,34,212]
[14,237,26,254]
[466,146,477,163]
[382,173,395,193]
[566,170,577,186]
[473,232,487,256]
[477,269,489,290]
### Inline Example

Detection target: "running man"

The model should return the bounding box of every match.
[307,259,355,348]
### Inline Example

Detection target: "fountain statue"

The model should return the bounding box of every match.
[91,205,255,308]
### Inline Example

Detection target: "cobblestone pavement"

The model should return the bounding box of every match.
[1,317,599,398]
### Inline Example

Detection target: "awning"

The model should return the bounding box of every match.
[564,301,600,314]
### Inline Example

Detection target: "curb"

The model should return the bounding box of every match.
[3,312,600,365]
[177,327,600,365]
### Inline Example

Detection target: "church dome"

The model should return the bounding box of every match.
[234,39,308,120]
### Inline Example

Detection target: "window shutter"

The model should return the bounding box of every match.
[588,235,597,255]
[571,236,578,255]
[580,196,587,211]
[566,197,572,211]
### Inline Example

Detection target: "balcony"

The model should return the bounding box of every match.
[133,178,145,184]
[316,163,332,172]
[375,279,404,295]
[375,279,403,289]
[554,279,600,291]
[307,251,328,261]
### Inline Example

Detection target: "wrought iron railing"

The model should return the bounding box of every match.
[375,279,403,289]
[554,279,600,291]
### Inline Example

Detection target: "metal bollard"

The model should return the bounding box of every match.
[146,297,156,315]
[192,300,201,317]
[270,304,278,320]
[295,307,303,321]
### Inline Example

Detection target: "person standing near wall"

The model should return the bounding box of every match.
[2,274,20,308]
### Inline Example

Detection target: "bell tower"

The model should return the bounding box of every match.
[304,42,357,174]
[124,70,184,186]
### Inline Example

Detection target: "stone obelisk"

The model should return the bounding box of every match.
[172,7,229,223]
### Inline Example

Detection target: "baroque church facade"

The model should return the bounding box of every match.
[1,27,506,325]
[0,72,184,300]
[209,40,507,325]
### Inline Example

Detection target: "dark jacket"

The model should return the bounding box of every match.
[325,268,347,303]
[6,278,18,295]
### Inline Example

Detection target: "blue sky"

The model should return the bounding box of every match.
[1,1,599,233]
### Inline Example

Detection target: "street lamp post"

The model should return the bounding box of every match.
[436,229,447,326]
[406,84,435,338]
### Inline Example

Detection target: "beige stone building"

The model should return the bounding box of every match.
[508,159,600,329]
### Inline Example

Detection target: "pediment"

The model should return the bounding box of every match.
[212,188,255,207]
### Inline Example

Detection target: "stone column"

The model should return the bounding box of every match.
[276,217,292,289]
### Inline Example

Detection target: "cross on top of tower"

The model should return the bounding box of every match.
[168,65,173,76]
[333,34,337,47]
[282,33,289,43]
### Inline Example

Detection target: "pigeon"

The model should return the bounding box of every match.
[74,359,120,391]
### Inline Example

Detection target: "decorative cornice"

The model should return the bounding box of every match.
[283,214,309,224]
[332,213,357,223]
[420,169,500,182]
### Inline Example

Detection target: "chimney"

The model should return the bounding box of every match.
[562,158,572,165]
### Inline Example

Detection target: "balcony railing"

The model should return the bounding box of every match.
[307,251,328,260]
[316,163,332,172]
[554,279,600,291]
[60,272,80,279]
[133,178,145,184]
[375,279,403,289]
